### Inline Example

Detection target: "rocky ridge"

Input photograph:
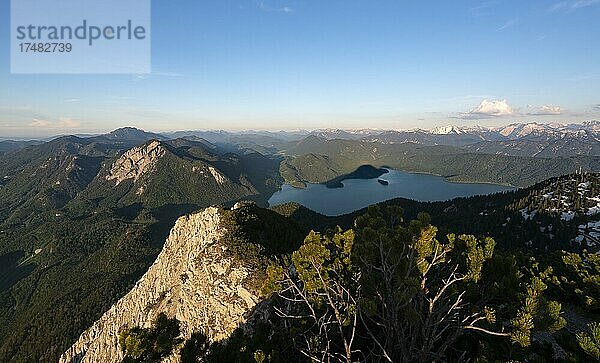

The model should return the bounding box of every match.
[106,140,166,185]
[59,206,261,363]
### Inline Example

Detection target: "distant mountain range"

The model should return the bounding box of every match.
[360,121,600,148]
[316,120,600,137]
[2,123,599,193]
[0,140,41,155]
[5,120,599,144]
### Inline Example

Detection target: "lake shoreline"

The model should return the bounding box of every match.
[325,165,389,189]
[269,169,516,216]
[388,169,516,188]
[284,167,516,191]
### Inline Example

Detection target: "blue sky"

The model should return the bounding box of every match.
[1,0,600,137]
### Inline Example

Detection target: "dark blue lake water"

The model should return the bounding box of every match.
[268,169,515,216]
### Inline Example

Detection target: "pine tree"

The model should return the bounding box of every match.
[577,322,600,360]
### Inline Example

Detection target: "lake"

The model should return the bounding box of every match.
[268,169,515,216]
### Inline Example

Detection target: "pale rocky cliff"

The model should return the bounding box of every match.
[106,140,166,185]
[60,206,261,363]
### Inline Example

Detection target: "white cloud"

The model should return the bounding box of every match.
[133,71,184,81]
[468,2,496,17]
[497,17,518,32]
[58,117,81,128]
[459,99,514,119]
[550,0,600,12]
[258,1,294,13]
[28,117,81,129]
[29,118,53,127]
[527,104,564,115]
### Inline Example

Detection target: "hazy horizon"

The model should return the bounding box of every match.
[2,119,599,141]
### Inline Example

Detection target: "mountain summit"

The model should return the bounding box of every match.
[60,203,305,363]
[103,127,165,143]
[430,125,464,135]
[60,207,254,363]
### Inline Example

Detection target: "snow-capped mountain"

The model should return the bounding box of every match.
[417,121,599,139]
[309,128,384,140]
[430,125,464,135]
[495,121,600,140]
[357,121,600,156]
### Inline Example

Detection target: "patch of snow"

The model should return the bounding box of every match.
[578,182,590,190]
[520,208,537,220]
[561,211,575,221]
[588,205,600,216]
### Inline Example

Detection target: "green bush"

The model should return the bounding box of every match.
[119,313,183,362]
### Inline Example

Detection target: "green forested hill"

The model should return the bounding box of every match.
[0,136,125,222]
[464,137,600,158]
[0,140,41,155]
[280,137,600,188]
[0,136,284,361]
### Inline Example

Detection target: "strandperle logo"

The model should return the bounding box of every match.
[11,0,151,74]
[15,20,148,46]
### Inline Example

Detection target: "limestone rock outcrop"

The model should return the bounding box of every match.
[59,207,261,363]
[106,140,166,185]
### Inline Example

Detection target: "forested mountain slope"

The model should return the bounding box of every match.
[279,137,600,188]
[0,136,283,361]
